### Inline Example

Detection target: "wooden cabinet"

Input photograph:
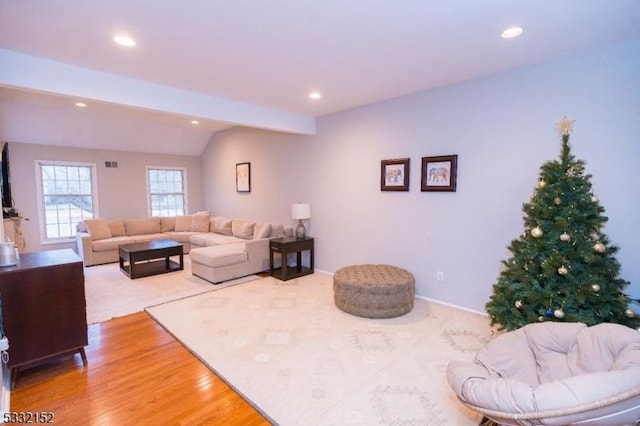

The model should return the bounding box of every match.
[0,249,88,388]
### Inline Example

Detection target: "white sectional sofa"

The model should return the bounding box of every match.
[76,213,292,283]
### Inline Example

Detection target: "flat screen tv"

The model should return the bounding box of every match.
[1,142,13,210]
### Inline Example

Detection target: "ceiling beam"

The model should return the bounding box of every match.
[0,49,316,136]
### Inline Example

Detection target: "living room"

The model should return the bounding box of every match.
[1,2,640,424]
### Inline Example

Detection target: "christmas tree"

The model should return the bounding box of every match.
[486,117,640,331]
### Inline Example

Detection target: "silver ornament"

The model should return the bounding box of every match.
[531,226,543,238]
[554,309,565,319]
[593,242,606,253]
[625,309,636,318]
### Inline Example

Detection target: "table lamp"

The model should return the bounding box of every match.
[291,203,311,239]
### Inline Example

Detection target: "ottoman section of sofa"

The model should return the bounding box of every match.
[190,244,250,284]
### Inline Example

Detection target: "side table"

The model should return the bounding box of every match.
[270,236,314,281]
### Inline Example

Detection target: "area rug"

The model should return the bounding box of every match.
[84,256,259,324]
[146,272,492,425]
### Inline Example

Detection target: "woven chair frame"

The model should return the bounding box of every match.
[459,385,640,425]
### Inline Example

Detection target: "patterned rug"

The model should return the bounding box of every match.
[84,256,259,324]
[146,272,493,425]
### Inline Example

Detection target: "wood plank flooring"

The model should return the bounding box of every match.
[10,312,271,426]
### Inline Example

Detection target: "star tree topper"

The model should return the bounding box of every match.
[555,116,576,136]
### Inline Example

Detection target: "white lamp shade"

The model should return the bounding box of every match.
[291,203,311,220]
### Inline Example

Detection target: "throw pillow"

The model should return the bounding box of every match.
[253,222,272,239]
[212,216,233,235]
[191,211,210,232]
[271,224,285,238]
[85,218,112,241]
[174,215,193,232]
[108,219,126,237]
[232,219,255,240]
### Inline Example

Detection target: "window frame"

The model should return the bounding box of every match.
[146,166,188,217]
[35,160,99,245]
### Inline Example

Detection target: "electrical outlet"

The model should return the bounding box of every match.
[436,271,444,281]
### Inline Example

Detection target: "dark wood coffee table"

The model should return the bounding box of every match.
[119,239,184,279]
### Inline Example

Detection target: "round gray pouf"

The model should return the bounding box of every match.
[333,264,415,319]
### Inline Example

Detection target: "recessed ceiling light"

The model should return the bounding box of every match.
[75,102,87,108]
[309,91,322,100]
[501,26,523,39]
[114,35,136,47]
[191,120,200,125]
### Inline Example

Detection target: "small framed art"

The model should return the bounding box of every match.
[381,158,410,191]
[236,162,251,192]
[421,155,457,192]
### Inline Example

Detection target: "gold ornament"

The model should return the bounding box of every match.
[554,197,561,205]
[591,195,598,203]
[554,309,565,319]
[558,265,568,276]
[625,309,636,318]
[593,242,606,253]
[531,226,543,238]
[537,180,546,189]
[591,284,601,292]
[515,300,523,309]
[555,116,576,136]
[560,232,571,242]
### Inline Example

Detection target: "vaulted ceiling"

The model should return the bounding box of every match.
[1,0,639,155]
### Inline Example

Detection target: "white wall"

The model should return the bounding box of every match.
[203,39,640,312]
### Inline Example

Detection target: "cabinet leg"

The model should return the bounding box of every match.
[79,348,88,366]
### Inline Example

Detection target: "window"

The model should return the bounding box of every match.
[36,161,98,243]
[147,167,187,217]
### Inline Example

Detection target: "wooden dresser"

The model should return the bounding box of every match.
[0,249,88,388]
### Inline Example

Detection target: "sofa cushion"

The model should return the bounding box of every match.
[211,216,233,235]
[85,219,112,241]
[125,217,161,236]
[131,233,170,243]
[232,219,255,240]
[164,231,198,243]
[271,224,286,238]
[108,219,126,237]
[175,215,193,232]
[192,211,210,232]
[161,216,176,232]
[190,233,245,247]
[253,222,272,239]
[92,236,135,251]
[190,245,248,268]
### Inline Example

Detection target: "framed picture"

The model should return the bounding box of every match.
[381,158,410,191]
[236,162,251,192]
[421,155,457,192]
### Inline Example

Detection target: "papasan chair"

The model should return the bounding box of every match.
[446,321,640,425]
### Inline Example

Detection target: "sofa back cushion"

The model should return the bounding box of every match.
[161,217,176,232]
[192,211,210,232]
[174,215,193,232]
[108,219,126,237]
[212,216,233,235]
[232,219,255,240]
[85,218,112,241]
[125,218,161,236]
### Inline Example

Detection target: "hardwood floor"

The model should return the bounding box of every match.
[10,312,271,425]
